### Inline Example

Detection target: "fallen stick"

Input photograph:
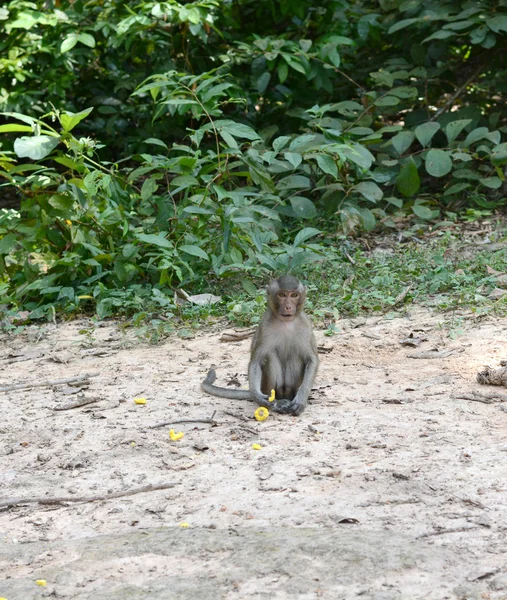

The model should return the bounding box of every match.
[53,396,99,411]
[150,410,217,430]
[0,373,99,394]
[0,482,177,509]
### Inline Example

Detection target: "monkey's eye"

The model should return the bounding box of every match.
[278,292,286,298]
[290,292,299,298]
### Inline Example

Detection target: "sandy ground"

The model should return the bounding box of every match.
[1,308,507,599]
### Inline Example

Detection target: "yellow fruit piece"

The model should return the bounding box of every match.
[252,443,262,450]
[180,522,190,528]
[36,580,47,586]
[131,441,136,447]
[134,398,147,405]
[254,407,269,421]
[65,220,72,225]
[169,429,184,441]
[268,389,275,402]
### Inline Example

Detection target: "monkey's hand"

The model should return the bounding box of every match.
[252,390,271,408]
[274,396,306,416]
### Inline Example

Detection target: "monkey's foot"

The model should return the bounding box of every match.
[274,398,305,416]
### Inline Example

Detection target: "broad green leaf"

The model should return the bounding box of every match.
[487,15,507,33]
[396,159,420,197]
[423,30,455,43]
[60,107,94,133]
[340,143,374,169]
[391,131,415,155]
[415,122,440,148]
[388,18,420,34]
[284,152,302,170]
[358,207,376,231]
[444,183,470,196]
[141,177,159,201]
[171,175,199,189]
[217,120,261,141]
[0,233,17,254]
[299,39,312,52]
[290,196,317,219]
[0,124,32,133]
[14,135,59,159]
[256,72,271,93]
[293,227,321,247]
[425,149,453,177]
[278,61,289,84]
[480,177,503,189]
[327,47,341,68]
[77,33,95,47]
[315,154,338,178]
[48,194,74,210]
[374,96,400,107]
[273,136,291,153]
[61,34,78,53]
[143,138,168,149]
[464,127,489,147]
[491,143,507,165]
[445,119,472,144]
[412,204,433,219]
[136,233,173,249]
[389,86,418,99]
[179,245,209,261]
[277,175,311,190]
[354,181,383,202]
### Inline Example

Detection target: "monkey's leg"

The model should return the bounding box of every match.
[275,357,318,416]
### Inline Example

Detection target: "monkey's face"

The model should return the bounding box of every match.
[276,290,303,321]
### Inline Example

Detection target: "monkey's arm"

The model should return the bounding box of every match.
[275,355,319,416]
[201,369,251,400]
[248,358,271,407]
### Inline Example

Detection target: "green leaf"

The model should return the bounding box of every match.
[293,227,321,247]
[464,127,489,147]
[327,47,341,68]
[340,143,374,169]
[171,175,199,189]
[284,152,302,170]
[374,96,400,107]
[141,177,159,201]
[278,61,289,84]
[487,15,507,33]
[444,183,470,196]
[491,143,507,165]
[0,124,32,133]
[445,119,472,144]
[425,149,453,177]
[412,204,433,219]
[60,107,94,133]
[273,136,291,153]
[315,154,338,178]
[48,194,74,210]
[256,72,271,93]
[290,196,317,219]
[77,33,95,48]
[14,135,59,159]
[354,181,383,202]
[387,18,420,34]
[389,86,418,99]
[217,120,261,141]
[61,34,78,53]
[358,207,376,231]
[415,122,440,148]
[391,131,415,155]
[396,159,420,197]
[136,233,173,249]
[0,233,17,254]
[179,245,209,260]
[423,30,455,43]
[277,175,311,190]
[479,177,503,189]
[143,138,168,149]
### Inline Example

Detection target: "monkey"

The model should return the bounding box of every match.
[201,275,319,416]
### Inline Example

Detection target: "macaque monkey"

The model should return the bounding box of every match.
[201,275,319,416]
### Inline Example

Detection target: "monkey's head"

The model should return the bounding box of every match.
[267,275,306,322]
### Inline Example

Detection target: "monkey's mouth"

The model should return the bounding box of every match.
[279,314,295,321]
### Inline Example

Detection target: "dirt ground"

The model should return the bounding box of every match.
[1,308,507,599]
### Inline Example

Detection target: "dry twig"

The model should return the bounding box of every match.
[0,482,178,509]
[0,372,99,394]
[150,411,217,430]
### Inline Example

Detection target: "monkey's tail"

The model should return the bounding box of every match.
[201,368,251,400]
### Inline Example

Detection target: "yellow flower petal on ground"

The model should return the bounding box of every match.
[254,407,269,421]
[36,580,47,586]
[180,522,190,528]
[134,397,147,405]
[252,443,262,450]
[268,389,275,402]
[169,429,184,441]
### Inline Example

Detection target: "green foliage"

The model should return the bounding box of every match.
[0,0,507,320]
